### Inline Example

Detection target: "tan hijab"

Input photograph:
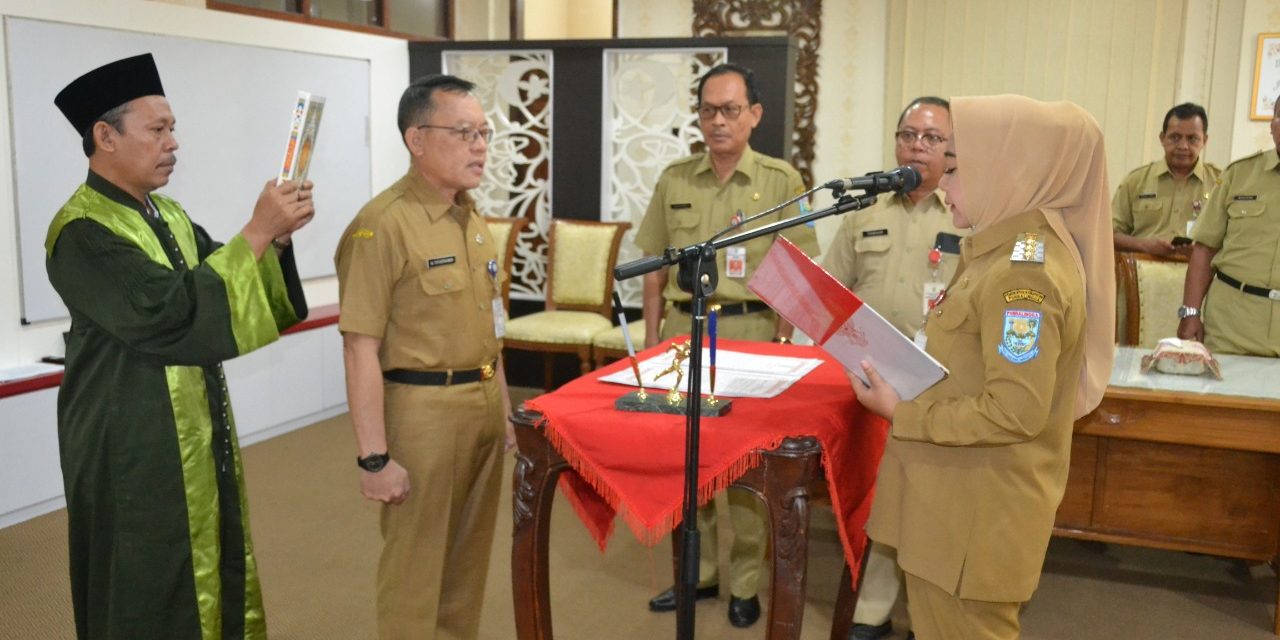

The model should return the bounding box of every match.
[950,95,1115,419]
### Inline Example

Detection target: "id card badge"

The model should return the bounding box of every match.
[913,328,928,350]
[492,296,506,338]
[1186,220,1196,238]
[922,282,946,317]
[725,246,747,278]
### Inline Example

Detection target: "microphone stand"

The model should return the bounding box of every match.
[614,188,879,640]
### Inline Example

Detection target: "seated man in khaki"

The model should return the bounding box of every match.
[1112,102,1220,257]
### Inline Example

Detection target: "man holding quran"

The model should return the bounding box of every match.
[633,62,818,628]
[45,53,313,639]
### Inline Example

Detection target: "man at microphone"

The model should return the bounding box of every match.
[633,62,818,628]
[821,96,961,640]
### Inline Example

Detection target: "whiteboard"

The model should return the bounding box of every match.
[6,17,372,324]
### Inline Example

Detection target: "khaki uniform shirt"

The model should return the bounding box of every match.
[335,171,505,371]
[1191,149,1280,356]
[634,146,819,304]
[866,209,1087,602]
[1112,158,1220,239]
[821,190,961,336]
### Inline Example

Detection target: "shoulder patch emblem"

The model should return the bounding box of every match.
[999,309,1041,364]
[351,229,374,240]
[1003,288,1045,303]
[1011,232,1045,263]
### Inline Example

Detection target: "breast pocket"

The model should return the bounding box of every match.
[416,266,467,335]
[1131,198,1164,224]
[851,234,893,284]
[1224,200,1268,247]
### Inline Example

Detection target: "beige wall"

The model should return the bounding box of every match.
[1228,0,1280,157]
[524,0,612,39]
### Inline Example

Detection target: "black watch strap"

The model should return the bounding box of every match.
[357,452,390,472]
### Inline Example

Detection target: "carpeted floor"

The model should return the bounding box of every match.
[1,398,1275,639]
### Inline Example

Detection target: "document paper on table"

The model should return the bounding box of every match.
[597,349,823,399]
[747,237,948,400]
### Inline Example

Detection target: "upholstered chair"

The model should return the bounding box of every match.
[590,322,647,369]
[503,219,630,389]
[1115,251,1189,348]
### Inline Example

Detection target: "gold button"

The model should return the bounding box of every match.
[752,192,760,201]
[475,233,484,244]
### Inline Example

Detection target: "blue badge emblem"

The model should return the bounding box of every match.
[487,259,498,279]
[998,309,1041,364]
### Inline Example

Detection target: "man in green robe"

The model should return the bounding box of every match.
[45,53,316,639]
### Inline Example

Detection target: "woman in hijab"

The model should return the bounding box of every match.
[851,94,1115,639]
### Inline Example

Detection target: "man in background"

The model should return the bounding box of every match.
[633,62,819,628]
[335,74,515,639]
[1112,103,1220,257]
[1178,96,1280,357]
[47,53,313,639]
[821,96,960,640]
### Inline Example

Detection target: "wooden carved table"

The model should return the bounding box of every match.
[1054,347,1280,634]
[510,407,857,640]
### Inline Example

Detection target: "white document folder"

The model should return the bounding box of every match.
[747,237,948,400]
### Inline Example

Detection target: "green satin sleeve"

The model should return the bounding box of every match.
[202,234,283,355]
[255,244,301,332]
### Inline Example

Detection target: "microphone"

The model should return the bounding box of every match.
[823,166,921,195]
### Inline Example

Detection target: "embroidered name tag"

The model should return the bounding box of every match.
[670,203,692,209]
[427,256,456,268]
[1137,193,1158,199]
[1233,195,1258,201]
[862,229,889,238]
[998,309,1042,364]
[1004,288,1046,303]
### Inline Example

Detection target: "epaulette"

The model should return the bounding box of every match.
[1225,150,1266,171]
[1123,161,1156,180]
[1010,232,1045,264]
[664,154,701,170]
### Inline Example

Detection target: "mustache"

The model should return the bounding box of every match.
[158,155,177,168]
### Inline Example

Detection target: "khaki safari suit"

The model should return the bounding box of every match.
[634,146,818,598]
[335,171,508,639]
[1191,149,1280,356]
[867,210,1086,627]
[821,190,961,628]
[1112,158,1221,240]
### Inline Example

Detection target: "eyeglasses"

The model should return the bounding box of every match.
[697,103,746,121]
[416,124,494,144]
[895,130,947,149]
[1162,133,1203,146]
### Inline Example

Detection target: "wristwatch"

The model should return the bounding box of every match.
[357,452,390,472]
[1176,305,1199,319]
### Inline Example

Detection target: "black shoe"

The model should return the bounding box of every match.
[647,584,719,612]
[728,595,761,628]
[849,621,893,640]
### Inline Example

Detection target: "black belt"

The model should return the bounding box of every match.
[673,300,771,316]
[383,362,496,386]
[1215,271,1280,301]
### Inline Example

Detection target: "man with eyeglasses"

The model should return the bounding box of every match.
[1178,95,1280,357]
[335,74,515,639]
[634,62,818,628]
[1112,103,1220,258]
[821,96,960,640]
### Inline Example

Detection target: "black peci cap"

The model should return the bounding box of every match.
[55,53,165,135]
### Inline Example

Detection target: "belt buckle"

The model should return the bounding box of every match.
[1270,289,1280,301]
[444,369,454,385]
[481,363,495,381]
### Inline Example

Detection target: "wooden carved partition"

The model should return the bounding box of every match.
[693,0,822,190]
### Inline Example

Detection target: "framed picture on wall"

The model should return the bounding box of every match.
[1252,33,1280,120]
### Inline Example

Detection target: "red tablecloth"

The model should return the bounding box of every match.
[524,338,889,580]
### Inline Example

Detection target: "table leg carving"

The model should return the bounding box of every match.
[736,436,823,640]
[511,407,569,640]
